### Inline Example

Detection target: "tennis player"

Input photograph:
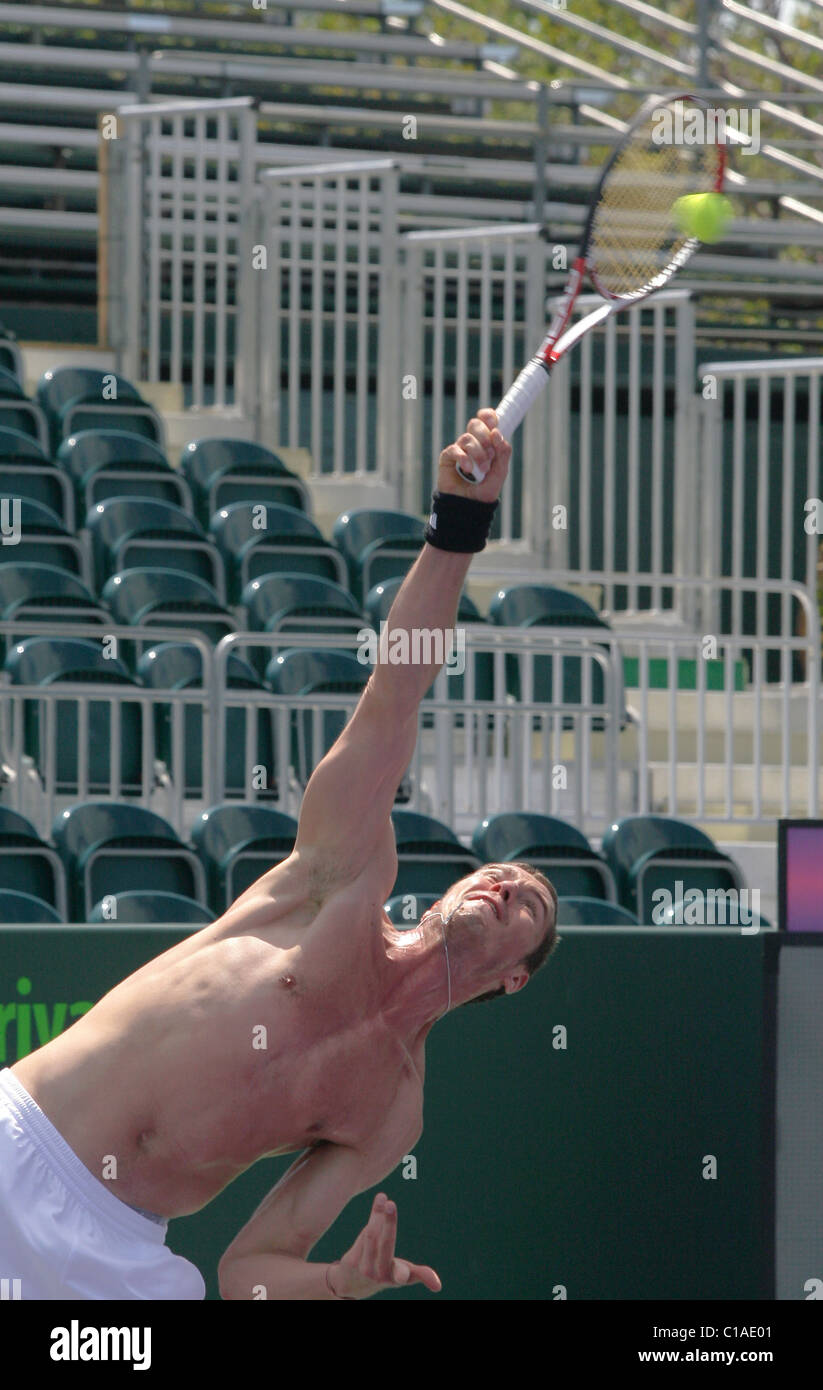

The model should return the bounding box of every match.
[1,408,558,1300]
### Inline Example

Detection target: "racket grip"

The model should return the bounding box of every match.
[495,357,550,440]
[455,357,550,484]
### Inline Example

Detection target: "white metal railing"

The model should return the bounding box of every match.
[698,357,823,638]
[0,623,217,838]
[256,159,400,477]
[101,98,257,411]
[213,627,625,836]
[399,222,547,542]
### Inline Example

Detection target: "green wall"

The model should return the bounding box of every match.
[0,925,767,1300]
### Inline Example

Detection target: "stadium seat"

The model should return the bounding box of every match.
[0,808,67,917]
[242,573,364,639]
[266,647,369,786]
[601,815,747,922]
[210,501,347,601]
[192,803,299,911]
[472,812,616,901]
[0,333,23,383]
[36,368,163,452]
[364,578,495,705]
[102,568,235,645]
[0,497,86,577]
[57,430,192,514]
[390,808,480,899]
[556,896,639,926]
[181,438,309,525]
[86,497,224,599]
[0,365,48,449]
[0,429,74,527]
[4,636,144,796]
[332,509,425,602]
[0,888,63,924]
[52,802,207,919]
[87,891,213,925]
[384,891,440,927]
[0,565,108,659]
[137,642,277,801]
[490,583,612,714]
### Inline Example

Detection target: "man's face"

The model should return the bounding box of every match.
[432,863,552,988]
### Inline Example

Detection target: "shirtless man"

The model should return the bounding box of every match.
[1,408,558,1301]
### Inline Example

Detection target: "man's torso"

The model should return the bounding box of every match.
[12,852,423,1218]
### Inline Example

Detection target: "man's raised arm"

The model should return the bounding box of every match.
[293,409,510,878]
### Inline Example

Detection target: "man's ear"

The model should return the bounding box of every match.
[503,970,529,996]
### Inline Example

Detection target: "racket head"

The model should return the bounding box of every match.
[581,93,727,304]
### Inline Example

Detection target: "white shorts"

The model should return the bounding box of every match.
[0,1068,205,1300]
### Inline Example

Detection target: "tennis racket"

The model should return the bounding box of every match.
[458,92,727,482]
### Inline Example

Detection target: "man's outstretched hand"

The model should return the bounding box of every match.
[436,408,511,502]
[327,1192,442,1299]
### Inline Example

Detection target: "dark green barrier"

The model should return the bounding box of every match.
[0,925,766,1300]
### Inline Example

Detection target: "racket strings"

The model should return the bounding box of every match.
[589,134,722,299]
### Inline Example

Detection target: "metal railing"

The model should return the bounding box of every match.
[101,98,257,411]
[698,357,823,637]
[256,160,400,476]
[213,627,625,836]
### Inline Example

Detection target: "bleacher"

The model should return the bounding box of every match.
[2,0,823,348]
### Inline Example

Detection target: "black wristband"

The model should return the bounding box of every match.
[424,490,499,553]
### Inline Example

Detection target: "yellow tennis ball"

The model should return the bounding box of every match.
[673,192,733,244]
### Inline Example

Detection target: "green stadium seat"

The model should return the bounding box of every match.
[241,573,364,640]
[86,497,224,599]
[192,803,299,911]
[52,802,207,919]
[181,438,309,525]
[384,891,440,927]
[0,427,74,527]
[0,888,63,924]
[4,636,144,797]
[332,509,425,602]
[0,564,108,660]
[36,367,163,452]
[102,568,235,645]
[0,335,23,383]
[0,365,48,449]
[0,496,85,577]
[137,642,278,801]
[57,430,192,514]
[0,808,67,917]
[209,501,347,601]
[390,808,480,899]
[556,896,639,926]
[601,815,747,922]
[266,647,369,786]
[87,891,213,925]
[472,812,615,901]
[490,584,612,716]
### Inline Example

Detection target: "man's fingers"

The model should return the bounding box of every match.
[392,1258,442,1293]
[375,1200,398,1280]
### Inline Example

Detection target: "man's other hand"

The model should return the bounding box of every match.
[436,408,511,502]
[327,1192,442,1299]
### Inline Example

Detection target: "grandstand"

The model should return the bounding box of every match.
[0,0,821,1311]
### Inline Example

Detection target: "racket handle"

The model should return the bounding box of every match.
[495,356,550,439]
[456,357,550,483]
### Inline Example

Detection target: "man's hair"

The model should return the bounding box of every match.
[463,862,559,1006]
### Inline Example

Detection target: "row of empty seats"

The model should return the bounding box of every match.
[0,806,759,927]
